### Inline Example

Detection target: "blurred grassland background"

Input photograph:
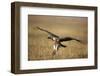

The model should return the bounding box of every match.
[28,15,88,61]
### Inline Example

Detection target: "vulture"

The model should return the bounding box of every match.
[37,27,81,56]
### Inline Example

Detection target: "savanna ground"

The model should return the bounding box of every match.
[28,15,88,61]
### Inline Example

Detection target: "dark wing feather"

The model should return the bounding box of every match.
[60,43,66,47]
[59,37,81,42]
[37,27,59,38]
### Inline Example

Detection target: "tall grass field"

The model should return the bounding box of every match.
[28,15,88,60]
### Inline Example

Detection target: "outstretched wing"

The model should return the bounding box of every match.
[59,37,81,42]
[37,27,59,38]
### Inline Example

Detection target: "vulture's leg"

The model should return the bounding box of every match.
[52,50,56,56]
[52,44,59,56]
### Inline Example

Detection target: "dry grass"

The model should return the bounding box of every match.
[28,15,88,61]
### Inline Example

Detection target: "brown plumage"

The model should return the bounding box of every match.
[37,27,82,56]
